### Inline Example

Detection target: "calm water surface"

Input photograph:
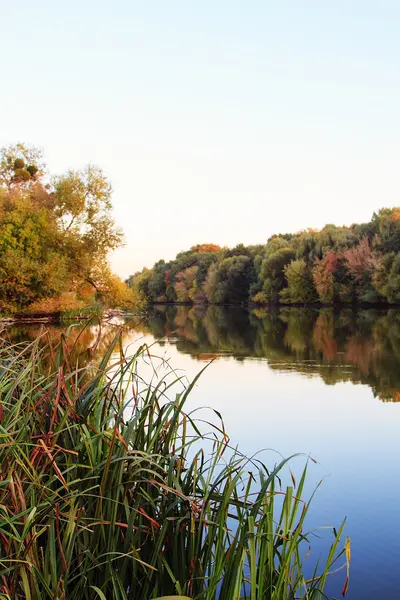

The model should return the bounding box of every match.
[7,306,400,600]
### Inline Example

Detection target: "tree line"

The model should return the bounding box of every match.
[127,210,400,306]
[0,143,135,313]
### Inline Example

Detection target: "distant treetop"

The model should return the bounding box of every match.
[190,243,222,253]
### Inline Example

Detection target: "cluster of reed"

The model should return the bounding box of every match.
[0,330,348,599]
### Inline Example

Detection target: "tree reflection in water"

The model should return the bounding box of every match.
[137,306,400,403]
[5,306,400,402]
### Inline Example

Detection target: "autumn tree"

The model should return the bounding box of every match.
[312,251,340,303]
[52,165,123,290]
[0,174,66,309]
[0,143,44,190]
[0,144,128,311]
[174,266,198,302]
[190,243,221,254]
[343,238,380,301]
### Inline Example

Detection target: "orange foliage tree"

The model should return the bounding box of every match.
[190,244,221,254]
[312,251,339,303]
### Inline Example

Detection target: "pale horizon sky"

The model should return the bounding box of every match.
[1,1,400,278]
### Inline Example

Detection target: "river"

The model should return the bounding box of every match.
[6,305,400,600]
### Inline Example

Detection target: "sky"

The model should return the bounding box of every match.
[1,1,400,278]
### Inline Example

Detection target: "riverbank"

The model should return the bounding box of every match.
[0,308,138,325]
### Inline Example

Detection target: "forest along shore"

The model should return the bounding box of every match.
[126,210,400,308]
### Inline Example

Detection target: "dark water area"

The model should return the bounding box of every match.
[5,305,400,599]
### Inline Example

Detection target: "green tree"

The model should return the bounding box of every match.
[0,144,126,311]
[371,208,400,253]
[208,256,254,304]
[373,252,400,303]
[52,165,123,290]
[0,186,66,309]
[127,268,154,303]
[204,263,218,303]
[258,247,295,303]
[280,259,316,303]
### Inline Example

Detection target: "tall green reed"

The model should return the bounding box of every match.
[0,330,349,600]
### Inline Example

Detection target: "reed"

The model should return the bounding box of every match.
[0,331,348,599]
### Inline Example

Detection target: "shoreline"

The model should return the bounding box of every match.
[2,301,400,326]
[0,308,136,326]
[148,300,400,310]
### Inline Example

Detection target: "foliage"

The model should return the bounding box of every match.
[0,143,44,190]
[25,292,87,314]
[342,238,380,302]
[190,243,221,253]
[258,247,295,303]
[280,259,317,304]
[0,187,67,308]
[0,143,130,312]
[0,333,348,599]
[126,207,400,307]
[206,255,255,304]
[98,272,139,308]
[375,253,400,303]
[312,252,339,304]
[174,266,198,302]
[371,207,400,253]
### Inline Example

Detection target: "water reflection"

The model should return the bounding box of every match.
[5,306,400,402]
[3,318,143,371]
[4,307,400,600]
[140,306,400,402]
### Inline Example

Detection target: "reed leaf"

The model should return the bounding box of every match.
[0,333,348,599]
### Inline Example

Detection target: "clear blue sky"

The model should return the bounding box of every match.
[1,1,400,277]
